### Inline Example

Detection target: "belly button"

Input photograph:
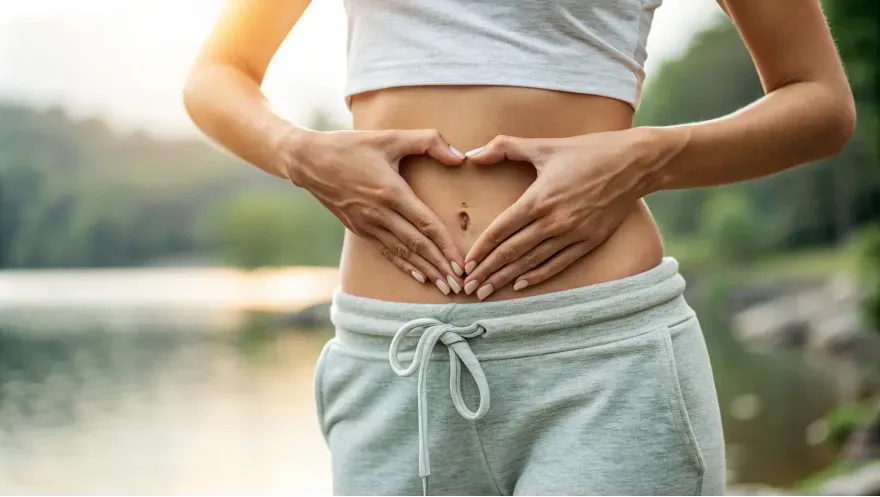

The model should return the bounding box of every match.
[458,211,470,231]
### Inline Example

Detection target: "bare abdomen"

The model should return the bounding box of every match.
[340,86,664,303]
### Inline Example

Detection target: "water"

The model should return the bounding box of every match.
[0,301,846,493]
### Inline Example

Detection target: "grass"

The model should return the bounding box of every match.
[664,236,856,285]
[739,247,856,284]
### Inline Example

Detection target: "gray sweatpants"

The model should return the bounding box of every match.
[315,258,725,495]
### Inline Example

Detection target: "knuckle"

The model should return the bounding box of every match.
[360,206,384,224]
[416,217,436,237]
[381,248,396,263]
[499,246,518,264]
[578,238,596,250]
[376,187,399,206]
[522,251,542,269]
[408,235,427,256]
[423,129,442,147]
[489,229,507,245]
[529,199,550,217]
[548,214,573,233]
[394,242,411,259]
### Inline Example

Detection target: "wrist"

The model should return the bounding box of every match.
[274,125,320,186]
[631,126,690,195]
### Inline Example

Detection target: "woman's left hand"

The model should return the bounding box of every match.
[461,128,663,300]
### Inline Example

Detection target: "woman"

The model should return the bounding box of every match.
[184,0,855,494]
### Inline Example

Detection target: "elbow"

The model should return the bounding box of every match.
[182,68,207,127]
[822,88,857,157]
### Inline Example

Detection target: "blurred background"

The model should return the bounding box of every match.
[0,0,878,494]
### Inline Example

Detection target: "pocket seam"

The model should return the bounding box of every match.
[314,341,332,442]
[654,327,707,487]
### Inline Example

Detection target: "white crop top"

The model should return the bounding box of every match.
[343,0,663,109]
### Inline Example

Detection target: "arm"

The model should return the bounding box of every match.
[643,0,856,191]
[183,0,310,178]
[461,0,855,298]
[184,0,467,294]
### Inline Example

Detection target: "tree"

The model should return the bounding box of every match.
[201,190,344,269]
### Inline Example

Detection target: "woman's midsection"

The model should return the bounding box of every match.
[341,85,663,303]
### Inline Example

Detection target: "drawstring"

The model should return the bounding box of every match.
[389,318,491,496]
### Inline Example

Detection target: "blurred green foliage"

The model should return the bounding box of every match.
[202,190,343,269]
[826,401,875,446]
[699,190,768,264]
[0,107,345,268]
[857,225,880,331]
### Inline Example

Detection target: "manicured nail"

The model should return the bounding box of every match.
[436,279,451,295]
[476,284,494,301]
[446,275,461,293]
[513,280,528,291]
[451,261,463,277]
[465,261,477,274]
[464,280,479,295]
[449,146,466,160]
[465,147,484,158]
[411,271,426,284]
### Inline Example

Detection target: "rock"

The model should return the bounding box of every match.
[820,462,880,495]
[726,483,791,495]
[843,405,880,461]
[732,273,879,363]
[284,301,332,329]
[727,459,880,495]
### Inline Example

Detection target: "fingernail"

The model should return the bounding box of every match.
[465,146,484,158]
[465,261,477,274]
[446,275,461,293]
[436,279,451,295]
[411,271,426,284]
[449,146,466,160]
[451,261,463,277]
[464,280,479,295]
[513,280,528,291]
[476,284,494,301]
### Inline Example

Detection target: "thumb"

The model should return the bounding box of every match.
[387,129,465,166]
[465,135,540,165]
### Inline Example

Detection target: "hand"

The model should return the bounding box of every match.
[461,129,660,300]
[282,128,467,295]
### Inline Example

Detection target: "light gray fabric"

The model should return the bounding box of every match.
[343,0,663,110]
[316,258,726,495]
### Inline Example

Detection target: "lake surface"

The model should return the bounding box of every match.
[0,285,848,494]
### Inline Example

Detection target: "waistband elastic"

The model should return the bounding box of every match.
[331,257,694,361]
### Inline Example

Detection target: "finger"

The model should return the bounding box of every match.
[383,208,462,286]
[465,135,539,165]
[514,241,594,290]
[475,237,575,298]
[464,192,538,274]
[372,228,457,296]
[387,129,465,166]
[462,220,550,293]
[390,184,466,276]
[366,236,428,286]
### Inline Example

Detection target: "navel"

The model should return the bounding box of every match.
[458,211,470,231]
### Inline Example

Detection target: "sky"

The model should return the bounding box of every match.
[0,0,724,137]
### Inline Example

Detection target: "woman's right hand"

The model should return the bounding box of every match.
[280,128,466,295]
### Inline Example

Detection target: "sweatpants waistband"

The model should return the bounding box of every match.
[331,257,694,361]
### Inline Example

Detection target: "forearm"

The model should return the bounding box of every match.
[183,63,303,179]
[642,79,856,193]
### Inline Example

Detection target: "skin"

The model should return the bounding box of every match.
[185,0,855,303]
